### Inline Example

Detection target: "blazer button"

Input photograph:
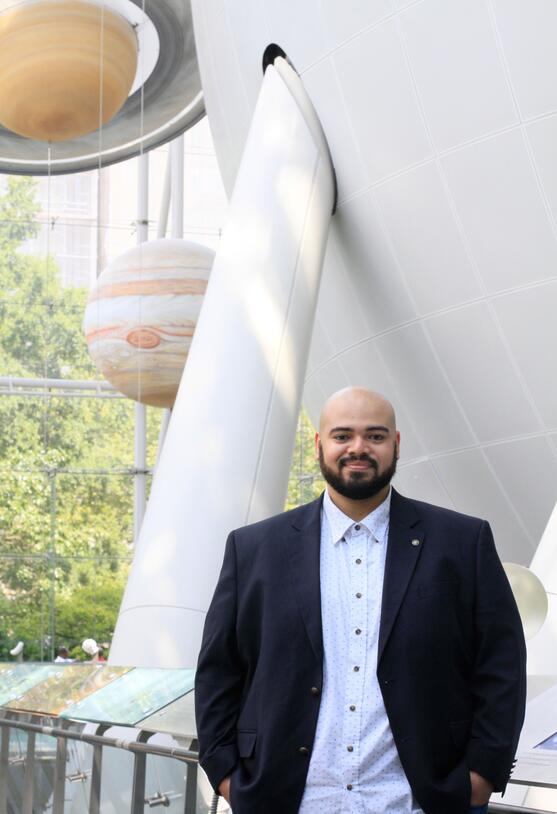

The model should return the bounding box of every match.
[299,746,310,755]
[310,686,320,696]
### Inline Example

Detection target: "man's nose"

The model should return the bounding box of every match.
[348,436,367,454]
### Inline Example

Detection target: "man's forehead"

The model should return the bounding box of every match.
[322,401,392,427]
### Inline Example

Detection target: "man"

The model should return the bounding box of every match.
[195,388,526,813]
[54,646,74,663]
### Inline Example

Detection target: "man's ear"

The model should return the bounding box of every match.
[314,432,320,460]
[396,431,401,459]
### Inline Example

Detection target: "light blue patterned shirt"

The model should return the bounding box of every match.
[298,489,423,814]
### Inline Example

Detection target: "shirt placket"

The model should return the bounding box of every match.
[342,524,368,812]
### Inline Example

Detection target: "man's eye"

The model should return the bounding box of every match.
[334,434,348,441]
[369,434,385,441]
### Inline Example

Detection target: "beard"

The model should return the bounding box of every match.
[318,443,398,501]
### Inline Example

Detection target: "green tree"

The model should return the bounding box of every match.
[285,409,324,511]
[0,176,141,660]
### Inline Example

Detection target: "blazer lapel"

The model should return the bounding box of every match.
[378,489,424,664]
[286,495,323,663]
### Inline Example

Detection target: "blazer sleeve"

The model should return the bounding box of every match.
[195,530,243,793]
[465,520,527,792]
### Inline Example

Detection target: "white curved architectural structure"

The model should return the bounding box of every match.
[109,58,335,666]
[192,0,557,571]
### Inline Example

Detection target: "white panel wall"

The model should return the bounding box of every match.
[191,0,557,575]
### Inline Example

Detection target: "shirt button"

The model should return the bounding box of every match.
[354,524,361,531]
[347,784,353,791]
[299,746,309,755]
[356,592,362,598]
[353,665,360,672]
[349,705,356,711]
[355,558,362,564]
[355,628,361,635]
[347,745,353,752]
[310,686,320,696]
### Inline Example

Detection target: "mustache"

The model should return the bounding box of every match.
[339,454,378,470]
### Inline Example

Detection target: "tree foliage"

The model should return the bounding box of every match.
[0,177,142,660]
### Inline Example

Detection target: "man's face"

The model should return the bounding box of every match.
[316,395,399,501]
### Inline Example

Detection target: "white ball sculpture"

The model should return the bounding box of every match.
[83,239,214,408]
[503,562,548,641]
[82,638,99,656]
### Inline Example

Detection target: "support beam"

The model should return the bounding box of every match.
[157,153,171,239]
[133,151,149,544]
[110,57,335,667]
[170,135,184,240]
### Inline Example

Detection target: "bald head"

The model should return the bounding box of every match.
[319,387,397,436]
[316,388,400,513]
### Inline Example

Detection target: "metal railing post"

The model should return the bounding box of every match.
[22,730,36,814]
[52,735,68,814]
[130,730,150,814]
[89,742,102,814]
[88,724,109,814]
[184,759,197,814]
[0,726,9,814]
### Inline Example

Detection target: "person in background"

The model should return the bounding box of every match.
[54,646,74,663]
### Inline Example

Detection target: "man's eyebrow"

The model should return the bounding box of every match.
[328,425,390,434]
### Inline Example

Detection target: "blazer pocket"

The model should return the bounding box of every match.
[417,580,459,598]
[450,719,471,750]
[237,730,257,758]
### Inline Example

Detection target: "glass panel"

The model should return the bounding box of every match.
[0,664,63,706]
[61,668,195,726]
[138,689,196,739]
[4,663,131,715]
[65,739,94,814]
[33,731,58,813]
[98,745,133,814]
[6,726,28,814]
[144,754,189,812]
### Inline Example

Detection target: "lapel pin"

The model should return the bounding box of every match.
[411,539,420,546]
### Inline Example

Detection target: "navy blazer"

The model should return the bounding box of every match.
[195,490,526,814]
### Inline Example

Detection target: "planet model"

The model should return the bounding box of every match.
[83,238,214,407]
[0,0,137,142]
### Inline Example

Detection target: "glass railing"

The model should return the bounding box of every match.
[0,662,217,814]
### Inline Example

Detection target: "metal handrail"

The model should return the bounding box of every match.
[0,716,198,764]
[1,716,553,814]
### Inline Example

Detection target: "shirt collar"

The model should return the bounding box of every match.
[323,488,391,545]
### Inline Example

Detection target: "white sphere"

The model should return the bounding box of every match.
[82,638,98,656]
[9,641,24,657]
[503,562,548,640]
[84,239,214,408]
[193,0,557,564]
